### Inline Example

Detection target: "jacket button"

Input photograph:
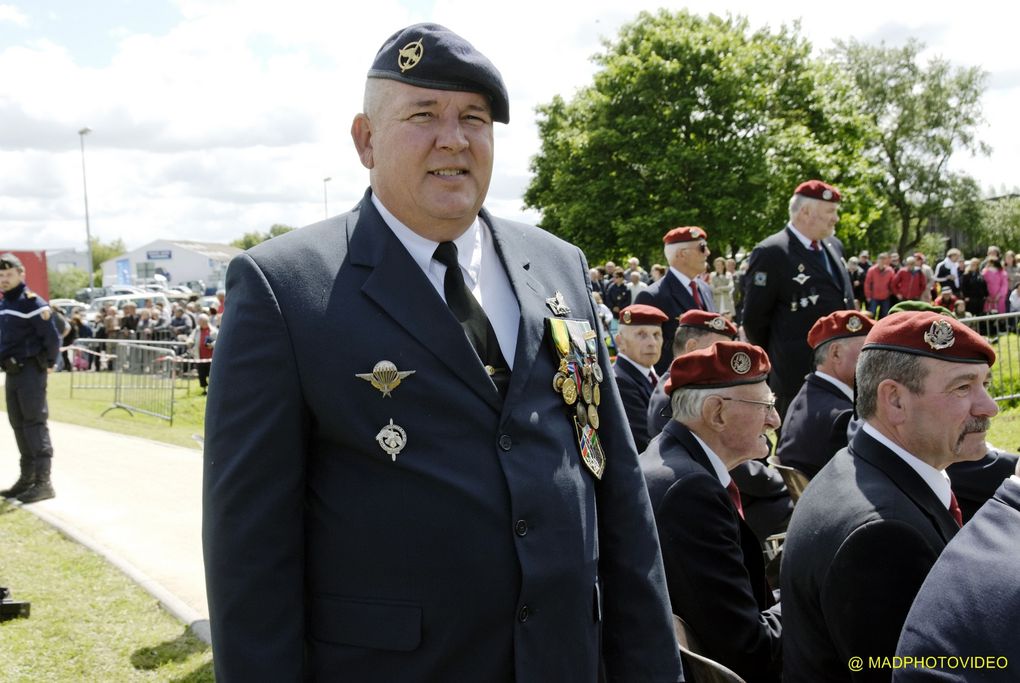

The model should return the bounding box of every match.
[514,519,528,537]
[518,605,530,622]
[498,434,512,451]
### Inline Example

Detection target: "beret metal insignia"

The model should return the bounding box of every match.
[376,419,407,461]
[924,319,956,351]
[822,189,833,200]
[398,38,424,72]
[356,360,415,397]
[621,310,632,324]
[690,228,703,239]
[708,317,727,331]
[730,351,752,375]
[846,316,863,333]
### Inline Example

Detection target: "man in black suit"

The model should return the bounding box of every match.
[742,180,855,419]
[894,460,1020,682]
[613,304,668,452]
[604,270,631,321]
[641,341,783,682]
[781,312,998,682]
[635,226,716,376]
[203,24,683,682]
[646,310,791,543]
[776,310,873,478]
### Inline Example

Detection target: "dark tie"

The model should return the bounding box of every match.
[648,371,658,388]
[726,480,745,520]
[948,490,963,527]
[811,240,833,277]
[690,281,703,310]
[433,241,509,393]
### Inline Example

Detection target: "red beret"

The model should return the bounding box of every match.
[677,310,738,339]
[664,341,771,395]
[807,310,874,349]
[794,180,841,203]
[663,226,708,244]
[862,311,995,366]
[619,304,668,326]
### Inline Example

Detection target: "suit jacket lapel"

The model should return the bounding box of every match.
[850,429,960,543]
[485,211,547,409]
[617,358,653,400]
[665,271,696,311]
[349,193,502,412]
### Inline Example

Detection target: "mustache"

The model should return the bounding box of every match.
[956,417,992,445]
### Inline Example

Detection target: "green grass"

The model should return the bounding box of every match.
[0,502,213,681]
[0,373,206,450]
[989,406,1020,453]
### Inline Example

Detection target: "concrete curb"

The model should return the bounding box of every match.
[19,500,212,645]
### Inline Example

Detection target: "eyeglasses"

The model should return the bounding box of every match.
[719,396,777,413]
[682,241,708,254]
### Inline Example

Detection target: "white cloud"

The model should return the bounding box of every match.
[0,3,28,26]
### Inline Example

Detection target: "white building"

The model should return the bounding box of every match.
[100,239,242,293]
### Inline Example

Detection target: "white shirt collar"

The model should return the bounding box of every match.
[669,266,694,289]
[814,370,854,402]
[617,353,654,380]
[690,431,732,487]
[787,223,816,250]
[861,422,953,508]
[372,193,482,291]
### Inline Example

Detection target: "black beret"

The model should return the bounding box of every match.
[368,23,509,124]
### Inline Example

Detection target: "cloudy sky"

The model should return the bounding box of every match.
[2,0,1018,253]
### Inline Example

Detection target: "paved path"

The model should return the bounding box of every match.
[0,411,210,641]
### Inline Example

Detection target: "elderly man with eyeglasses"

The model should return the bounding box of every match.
[640,340,783,682]
[635,226,716,375]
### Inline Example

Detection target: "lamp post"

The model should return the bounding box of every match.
[78,127,95,292]
[323,176,331,219]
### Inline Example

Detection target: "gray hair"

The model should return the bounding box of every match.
[664,241,683,263]
[670,386,717,423]
[812,338,841,369]
[673,326,715,356]
[855,349,928,419]
[788,193,821,221]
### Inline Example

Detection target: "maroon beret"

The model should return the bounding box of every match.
[619,304,668,326]
[794,180,841,203]
[677,310,738,339]
[807,310,874,349]
[663,226,708,244]
[861,311,995,366]
[664,341,770,395]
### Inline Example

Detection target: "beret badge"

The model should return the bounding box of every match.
[622,310,632,324]
[708,317,727,331]
[923,319,956,351]
[398,38,424,72]
[730,352,752,375]
[822,189,833,200]
[846,316,863,333]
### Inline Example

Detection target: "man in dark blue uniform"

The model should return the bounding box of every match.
[635,226,716,376]
[0,253,60,503]
[776,310,873,478]
[781,312,998,681]
[641,341,783,681]
[202,24,683,682]
[742,180,855,419]
[613,303,668,452]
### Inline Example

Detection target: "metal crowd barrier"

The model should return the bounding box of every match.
[961,312,1020,402]
[66,339,181,424]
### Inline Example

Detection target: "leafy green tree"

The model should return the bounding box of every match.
[87,237,127,285]
[978,196,1020,251]
[525,10,880,264]
[47,267,89,300]
[231,224,295,249]
[830,39,988,256]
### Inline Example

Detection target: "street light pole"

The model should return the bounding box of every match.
[78,127,95,292]
[323,176,331,219]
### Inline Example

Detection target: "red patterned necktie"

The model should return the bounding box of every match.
[948,490,963,527]
[726,480,745,520]
[690,281,703,310]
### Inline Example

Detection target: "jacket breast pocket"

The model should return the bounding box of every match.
[309,595,422,652]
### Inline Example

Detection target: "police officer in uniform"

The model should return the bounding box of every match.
[0,253,60,503]
[742,180,855,419]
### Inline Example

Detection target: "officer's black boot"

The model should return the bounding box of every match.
[16,458,54,504]
[0,459,35,499]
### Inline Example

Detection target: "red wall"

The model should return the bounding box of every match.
[1,250,50,299]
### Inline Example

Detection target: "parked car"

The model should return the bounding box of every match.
[48,298,90,318]
[86,293,172,323]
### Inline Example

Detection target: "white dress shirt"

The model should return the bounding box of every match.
[691,432,733,488]
[862,422,953,510]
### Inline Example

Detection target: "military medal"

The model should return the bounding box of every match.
[552,372,568,392]
[592,383,601,406]
[576,401,588,427]
[375,419,407,461]
[573,419,606,480]
[356,360,415,398]
[562,378,578,405]
[587,403,600,430]
[591,363,603,383]
[581,379,593,405]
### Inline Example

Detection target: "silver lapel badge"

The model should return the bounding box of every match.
[356,360,415,398]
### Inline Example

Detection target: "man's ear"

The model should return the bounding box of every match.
[876,379,908,425]
[351,114,374,169]
[702,395,727,433]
